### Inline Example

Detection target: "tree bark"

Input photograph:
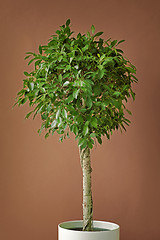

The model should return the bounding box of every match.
[79,146,93,231]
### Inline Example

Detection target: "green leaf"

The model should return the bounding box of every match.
[77,33,81,38]
[45,133,49,139]
[87,31,90,38]
[123,118,131,124]
[88,141,93,149]
[77,115,84,123]
[59,135,63,142]
[63,81,70,87]
[28,82,34,91]
[24,55,31,60]
[56,30,61,35]
[56,109,61,119]
[111,99,122,109]
[91,118,97,128]
[113,91,121,97]
[94,32,103,37]
[39,45,42,54]
[130,90,135,101]
[24,71,30,76]
[86,97,92,108]
[51,120,57,128]
[67,131,70,138]
[58,74,62,82]
[26,52,34,55]
[41,113,47,120]
[103,57,113,65]
[126,67,136,74]
[91,25,95,34]
[90,132,96,138]
[73,125,78,135]
[80,140,87,149]
[99,69,105,79]
[38,124,45,135]
[25,111,33,119]
[131,74,138,82]
[83,125,89,135]
[66,94,74,103]
[117,39,125,45]
[123,85,129,91]
[93,85,101,96]
[111,40,117,48]
[78,138,86,147]
[21,97,28,105]
[126,109,132,115]
[62,109,67,118]
[17,89,25,96]
[86,115,91,121]
[82,45,89,52]
[66,19,70,26]
[73,89,80,99]
[80,108,87,113]
[116,49,124,54]
[97,136,102,144]
[35,59,41,67]
[120,123,126,131]
[28,58,36,66]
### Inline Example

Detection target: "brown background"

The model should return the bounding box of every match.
[0,0,160,239]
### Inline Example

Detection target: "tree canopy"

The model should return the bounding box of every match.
[15,19,138,149]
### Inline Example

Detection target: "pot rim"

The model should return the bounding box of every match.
[58,220,120,232]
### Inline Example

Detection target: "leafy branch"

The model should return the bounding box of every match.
[15,19,138,149]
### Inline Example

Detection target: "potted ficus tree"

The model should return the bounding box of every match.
[15,19,138,240]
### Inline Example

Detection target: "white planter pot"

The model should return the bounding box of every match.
[58,220,120,240]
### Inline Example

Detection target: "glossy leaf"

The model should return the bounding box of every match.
[117,39,125,45]
[94,32,103,37]
[39,45,42,54]
[66,19,70,26]
[24,71,30,76]
[91,25,95,34]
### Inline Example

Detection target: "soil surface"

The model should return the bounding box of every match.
[69,227,110,232]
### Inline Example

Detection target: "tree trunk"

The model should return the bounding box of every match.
[79,146,93,231]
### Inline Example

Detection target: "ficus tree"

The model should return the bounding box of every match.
[15,19,138,231]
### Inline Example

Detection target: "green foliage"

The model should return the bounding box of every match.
[15,19,138,149]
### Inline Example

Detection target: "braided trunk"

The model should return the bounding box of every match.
[79,146,93,231]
